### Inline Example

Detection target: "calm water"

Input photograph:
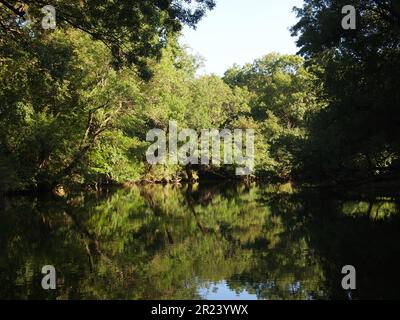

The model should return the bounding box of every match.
[1,183,400,300]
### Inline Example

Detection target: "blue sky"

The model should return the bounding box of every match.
[181,0,304,75]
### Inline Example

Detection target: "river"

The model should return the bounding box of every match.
[1,183,399,299]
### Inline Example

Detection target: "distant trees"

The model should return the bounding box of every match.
[130,44,253,182]
[224,53,323,180]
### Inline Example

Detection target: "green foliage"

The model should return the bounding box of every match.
[0,26,254,190]
[291,0,400,184]
[121,44,253,182]
[0,0,215,76]
[0,29,142,191]
[2,0,399,191]
[224,53,322,179]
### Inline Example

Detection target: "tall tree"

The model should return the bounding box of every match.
[291,0,400,184]
[0,0,215,76]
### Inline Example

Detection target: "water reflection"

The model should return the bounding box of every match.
[0,183,400,300]
[199,281,259,300]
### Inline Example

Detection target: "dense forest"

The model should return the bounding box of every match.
[1,0,400,195]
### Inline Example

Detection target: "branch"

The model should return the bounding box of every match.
[0,0,25,17]
[53,102,125,183]
[0,19,7,32]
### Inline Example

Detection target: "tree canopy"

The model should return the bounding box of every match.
[290,0,400,184]
[1,0,400,193]
[0,0,215,75]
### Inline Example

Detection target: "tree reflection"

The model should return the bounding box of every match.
[0,184,399,299]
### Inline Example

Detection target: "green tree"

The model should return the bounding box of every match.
[0,0,215,76]
[291,0,400,184]
[224,53,322,179]
[0,29,141,191]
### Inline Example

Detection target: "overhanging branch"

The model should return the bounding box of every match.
[0,0,25,17]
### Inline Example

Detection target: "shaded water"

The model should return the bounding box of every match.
[1,183,400,300]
